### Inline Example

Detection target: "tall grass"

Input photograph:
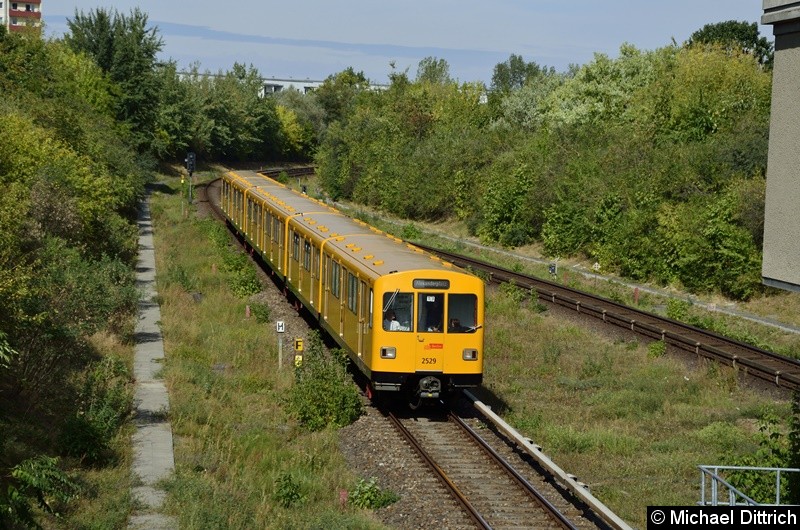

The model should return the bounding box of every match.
[149,177,384,529]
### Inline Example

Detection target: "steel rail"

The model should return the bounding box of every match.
[386,411,492,529]
[449,412,578,530]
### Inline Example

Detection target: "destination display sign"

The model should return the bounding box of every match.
[413,279,450,289]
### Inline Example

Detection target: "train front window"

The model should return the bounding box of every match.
[448,294,478,333]
[382,292,412,332]
[418,293,444,332]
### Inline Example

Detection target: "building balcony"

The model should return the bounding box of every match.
[9,10,42,19]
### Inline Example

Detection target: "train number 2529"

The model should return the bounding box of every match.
[421,357,437,365]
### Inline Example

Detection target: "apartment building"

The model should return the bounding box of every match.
[2,0,42,33]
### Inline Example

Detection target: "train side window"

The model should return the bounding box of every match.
[303,241,311,271]
[447,293,478,332]
[382,292,412,332]
[292,232,300,261]
[347,272,357,313]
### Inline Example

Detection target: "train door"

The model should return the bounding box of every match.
[270,214,278,266]
[288,229,299,284]
[221,180,228,215]
[358,281,370,357]
[301,239,312,298]
[322,254,330,320]
[332,261,344,336]
[258,204,265,252]
[246,198,253,240]
[309,246,320,309]
[341,270,358,347]
[276,215,285,274]
[415,292,445,372]
[323,255,343,336]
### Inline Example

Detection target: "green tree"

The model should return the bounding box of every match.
[640,44,771,144]
[688,20,773,69]
[271,87,327,151]
[541,44,672,129]
[481,164,536,247]
[197,63,281,161]
[491,54,542,93]
[489,54,556,117]
[314,67,370,126]
[276,105,315,160]
[495,69,563,131]
[65,7,164,153]
[151,61,210,159]
[416,56,451,84]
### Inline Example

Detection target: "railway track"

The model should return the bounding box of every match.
[388,407,580,529]
[414,243,800,392]
[259,165,316,179]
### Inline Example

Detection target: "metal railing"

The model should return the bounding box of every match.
[699,465,800,506]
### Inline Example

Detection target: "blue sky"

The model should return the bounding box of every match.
[44,1,771,85]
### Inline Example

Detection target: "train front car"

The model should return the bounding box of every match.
[371,269,484,405]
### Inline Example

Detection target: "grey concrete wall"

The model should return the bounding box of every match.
[762,1,800,292]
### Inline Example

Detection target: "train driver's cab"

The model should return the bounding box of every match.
[381,291,479,333]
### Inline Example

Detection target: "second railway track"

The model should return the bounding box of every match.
[414,243,800,393]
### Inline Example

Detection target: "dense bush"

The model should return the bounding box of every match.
[285,332,363,431]
[1,27,143,524]
[727,412,792,503]
[314,41,771,301]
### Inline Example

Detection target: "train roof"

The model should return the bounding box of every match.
[226,170,464,281]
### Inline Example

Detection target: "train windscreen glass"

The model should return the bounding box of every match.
[447,294,478,333]
[382,292,413,331]
[418,293,444,332]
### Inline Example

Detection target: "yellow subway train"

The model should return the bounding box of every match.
[221,170,484,403]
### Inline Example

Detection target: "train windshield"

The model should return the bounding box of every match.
[382,292,413,332]
[418,293,444,332]
[447,294,478,333]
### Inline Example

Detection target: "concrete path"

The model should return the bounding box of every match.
[128,197,178,529]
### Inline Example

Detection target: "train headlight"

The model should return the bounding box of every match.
[462,348,478,361]
[380,347,397,359]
